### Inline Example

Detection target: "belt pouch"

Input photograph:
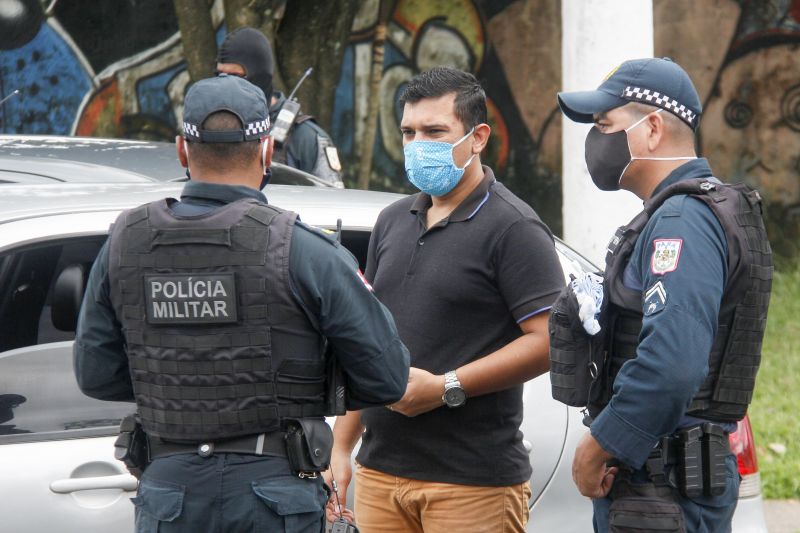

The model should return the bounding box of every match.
[676,426,704,498]
[609,496,686,533]
[702,423,729,496]
[285,418,333,476]
[113,413,149,479]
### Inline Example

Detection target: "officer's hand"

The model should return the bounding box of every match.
[572,432,618,499]
[323,450,353,523]
[388,367,445,417]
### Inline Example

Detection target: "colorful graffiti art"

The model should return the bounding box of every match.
[330,0,562,229]
[701,0,800,257]
[0,0,206,141]
[0,0,92,134]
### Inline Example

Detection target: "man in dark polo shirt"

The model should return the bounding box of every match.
[325,67,564,532]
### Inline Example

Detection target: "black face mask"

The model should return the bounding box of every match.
[584,109,696,192]
[583,127,632,192]
[217,27,274,99]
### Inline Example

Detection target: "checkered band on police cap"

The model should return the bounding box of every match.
[622,86,698,127]
[182,74,270,143]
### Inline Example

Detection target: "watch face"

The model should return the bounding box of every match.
[444,387,466,408]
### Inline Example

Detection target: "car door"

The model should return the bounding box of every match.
[0,236,136,533]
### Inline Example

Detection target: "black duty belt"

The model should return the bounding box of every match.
[148,431,287,460]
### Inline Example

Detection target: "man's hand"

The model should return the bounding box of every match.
[572,432,618,499]
[388,367,445,417]
[323,450,354,523]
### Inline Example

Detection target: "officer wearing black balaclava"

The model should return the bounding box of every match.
[551,58,772,533]
[216,27,344,188]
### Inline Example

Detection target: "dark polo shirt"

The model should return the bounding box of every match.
[357,166,564,486]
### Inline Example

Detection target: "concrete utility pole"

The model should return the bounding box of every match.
[561,0,653,266]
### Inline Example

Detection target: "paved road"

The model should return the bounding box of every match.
[764,500,800,533]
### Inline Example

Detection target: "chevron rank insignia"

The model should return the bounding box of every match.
[644,281,667,316]
[651,238,682,274]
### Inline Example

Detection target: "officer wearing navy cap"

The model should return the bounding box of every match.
[73,74,409,532]
[555,58,772,532]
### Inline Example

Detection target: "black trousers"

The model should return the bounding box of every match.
[133,452,327,533]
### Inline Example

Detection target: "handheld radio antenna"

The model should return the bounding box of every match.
[287,68,313,101]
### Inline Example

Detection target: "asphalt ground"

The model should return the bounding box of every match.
[764,500,800,533]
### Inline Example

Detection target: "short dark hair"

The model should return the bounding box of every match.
[399,67,487,131]
[187,111,260,170]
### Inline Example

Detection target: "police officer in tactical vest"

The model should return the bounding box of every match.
[216,26,344,188]
[73,74,409,532]
[552,58,772,532]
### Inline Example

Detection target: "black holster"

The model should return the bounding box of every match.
[113,414,149,479]
[284,418,333,478]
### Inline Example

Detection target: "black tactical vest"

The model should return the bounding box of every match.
[107,198,329,442]
[597,178,772,422]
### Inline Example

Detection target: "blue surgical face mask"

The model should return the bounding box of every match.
[404,127,476,197]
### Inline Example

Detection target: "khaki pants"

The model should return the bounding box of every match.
[354,464,531,533]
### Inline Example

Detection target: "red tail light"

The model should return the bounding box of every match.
[729,415,761,497]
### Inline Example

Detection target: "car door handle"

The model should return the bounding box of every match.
[50,474,138,493]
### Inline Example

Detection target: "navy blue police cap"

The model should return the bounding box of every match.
[557,57,702,130]
[182,74,270,143]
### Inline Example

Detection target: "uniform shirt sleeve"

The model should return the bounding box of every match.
[285,122,321,175]
[72,241,135,402]
[591,196,727,468]
[494,218,565,322]
[288,224,410,410]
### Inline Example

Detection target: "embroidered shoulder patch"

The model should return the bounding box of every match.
[644,281,667,316]
[651,239,683,275]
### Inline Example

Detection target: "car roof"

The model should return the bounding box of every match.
[0,182,405,230]
[0,135,332,187]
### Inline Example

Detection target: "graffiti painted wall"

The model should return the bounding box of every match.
[2,0,799,254]
[331,0,563,228]
[655,0,800,257]
[0,0,565,232]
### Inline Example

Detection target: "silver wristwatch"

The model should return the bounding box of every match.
[442,370,466,408]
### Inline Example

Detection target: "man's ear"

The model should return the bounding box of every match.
[471,123,492,154]
[261,136,274,169]
[646,112,665,152]
[176,136,189,168]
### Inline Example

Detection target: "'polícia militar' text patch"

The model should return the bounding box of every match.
[144,273,238,324]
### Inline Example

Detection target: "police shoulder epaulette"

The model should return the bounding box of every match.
[294,219,339,246]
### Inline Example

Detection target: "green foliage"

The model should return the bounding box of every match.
[749,264,800,499]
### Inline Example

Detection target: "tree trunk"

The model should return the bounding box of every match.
[174,0,217,84]
[224,0,261,30]
[357,1,390,190]
[275,0,361,131]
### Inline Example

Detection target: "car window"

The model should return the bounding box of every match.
[0,236,133,444]
[0,237,106,351]
[0,343,133,443]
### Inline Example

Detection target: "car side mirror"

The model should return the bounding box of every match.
[51,264,87,332]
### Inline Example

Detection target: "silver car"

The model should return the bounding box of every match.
[0,135,333,187]
[0,180,768,532]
